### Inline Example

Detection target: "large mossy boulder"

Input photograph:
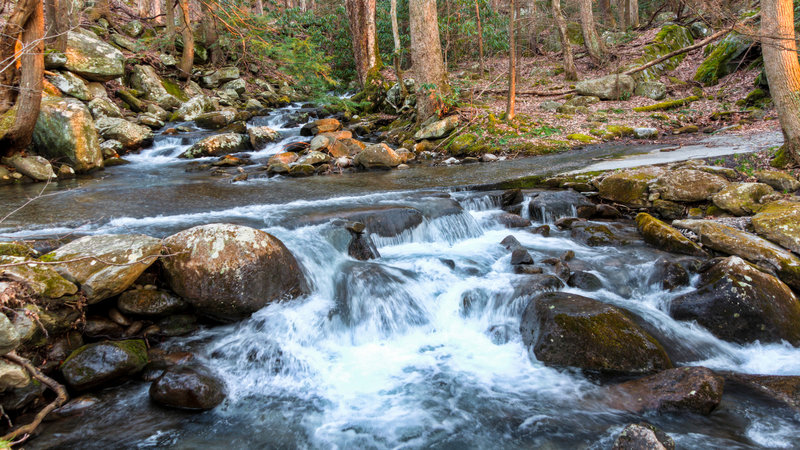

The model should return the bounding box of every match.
[414,115,459,141]
[651,169,729,202]
[87,97,123,119]
[353,143,401,169]
[752,200,800,254]
[670,256,800,345]
[162,224,310,321]
[673,219,800,290]
[95,117,154,151]
[711,182,775,216]
[149,364,226,411]
[129,65,184,110]
[636,213,707,256]
[181,133,251,158]
[606,366,724,415]
[172,95,215,121]
[45,234,162,303]
[597,167,665,207]
[60,340,148,390]
[1,154,55,181]
[754,170,800,192]
[520,292,671,375]
[32,96,103,172]
[628,25,694,82]
[575,74,635,100]
[64,31,125,81]
[0,256,78,299]
[695,33,752,86]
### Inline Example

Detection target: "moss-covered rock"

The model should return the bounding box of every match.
[0,256,78,298]
[32,96,103,172]
[754,170,800,192]
[414,115,459,141]
[575,74,635,100]
[628,25,694,82]
[46,71,90,101]
[171,95,215,122]
[695,33,753,86]
[635,81,667,100]
[64,31,125,81]
[117,288,187,317]
[752,200,800,254]
[129,65,183,110]
[597,166,665,206]
[633,95,700,112]
[606,367,723,415]
[181,133,250,158]
[570,222,629,247]
[448,133,478,156]
[520,292,672,375]
[95,117,154,151]
[711,182,775,216]
[636,213,707,256]
[60,340,148,390]
[651,169,729,202]
[566,133,595,143]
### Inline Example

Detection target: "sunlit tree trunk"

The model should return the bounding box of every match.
[390,0,406,96]
[551,0,576,80]
[579,0,605,62]
[410,0,449,120]
[177,0,193,79]
[506,0,516,120]
[0,0,44,155]
[474,0,484,74]
[762,0,800,166]
[345,0,381,87]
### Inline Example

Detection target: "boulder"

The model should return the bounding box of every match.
[0,154,55,182]
[575,74,635,100]
[220,78,246,95]
[300,118,342,136]
[200,67,240,88]
[612,423,675,450]
[0,360,29,392]
[597,167,666,207]
[162,224,309,321]
[296,151,328,166]
[60,340,148,390]
[268,152,298,166]
[0,314,20,356]
[172,95,215,121]
[46,71,89,100]
[194,110,236,129]
[651,169,729,202]
[528,190,593,222]
[711,182,775,216]
[248,126,280,149]
[635,81,667,100]
[725,373,800,412]
[149,364,226,411]
[520,292,671,375]
[634,127,659,139]
[288,164,315,177]
[751,200,800,254]
[32,96,103,172]
[648,258,689,291]
[606,367,723,415]
[673,219,800,290]
[121,20,143,37]
[695,32,752,86]
[570,222,629,247]
[670,257,800,345]
[64,31,125,81]
[95,117,154,151]
[0,256,77,298]
[129,65,183,110]
[181,133,250,158]
[138,113,164,129]
[567,271,603,291]
[87,97,123,119]
[353,143,401,169]
[635,213,707,256]
[117,288,187,317]
[45,234,162,303]
[754,170,800,192]
[414,116,459,141]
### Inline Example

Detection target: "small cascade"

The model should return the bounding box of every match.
[370,211,484,247]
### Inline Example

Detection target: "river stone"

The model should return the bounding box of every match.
[172,95,215,121]
[527,190,593,222]
[0,256,78,298]
[300,118,342,136]
[117,288,187,317]
[64,31,125,81]
[95,117,154,151]
[750,201,800,254]
[129,65,183,110]
[414,116,459,141]
[567,271,603,291]
[138,113,164,129]
[87,97,123,119]
[606,367,723,415]
[60,340,148,390]
[155,314,198,337]
[268,152,298,166]
[648,258,689,291]
[150,364,225,410]
[195,110,236,129]
[754,170,800,192]
[182,133,251,158]
[0,154,56,182]
[0,360,30,392]
[296,151,329,166]
[46,71,89,101]
[570,222,629,247]
[248,126,280,149]
[670,257,800,345]
[0,242,36,257]
[340,207,424,237]
[288,163,315,177]
[0,314,20,355]
[0,377,46,412]
[575,74,635,100]
[634,81,668,100]
[725,373,800,412]
[162,224,309,321]
[612,423,675,450]
[636,213,707,256]
[651,169,729,202]
[353,143,401,169]
[673,219,800,290]
[597,167,666,207]
[45,234,162,303]
[520,292,671,375]
[634,127,659,139]
[121,20,143,37]
[83,316,124,339]
[32,96,103,172]
[711,182,775,216]
[200,67,240,88]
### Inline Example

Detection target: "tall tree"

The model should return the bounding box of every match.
[390,0,406,96]
[44,0,69,52]
[0,0,45,156]
[599,0,616,29]
[345,0,381,87]
[551,0,576,80]
[474,0,484,74]
[176,0,194,78]
[579,0,605,61]
[762,0,800,166]
[410,0,449,120]
[506,0,516,120]
[165,0,176,52]
[200,0,222,65]
[627,0,639,28]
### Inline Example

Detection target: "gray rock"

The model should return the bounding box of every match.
[129,65,183,110]
[635,81,667,100]
[414,116,459,141]
[46,71,90,101]
[575,74,635,100]
[0,314,20,355]
[248,126,279,149]
[88,97,123,119]
[201,67,240,88]
[0,360,29,392]
[95,117,154,151]
[60,340,148,390]
[182,133,250,158]
[64,31,125,81]
[172,95,215,121]
[1,154,56,182]
[33,96,103,172]
[149,364,226,410]
[634,127,659,139]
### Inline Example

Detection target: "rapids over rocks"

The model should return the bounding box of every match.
[2,104,798,449]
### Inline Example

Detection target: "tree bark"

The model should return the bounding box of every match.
[345,0,381,87]
[390,0,406,96]
[166,0,176,51]
[410,0,449,120]
[599,0,615,29]
[0,0,44,155]
[628,0,639,28]
[551,0,577,81]
[475,0,484,74]
[618,0,628,30]
[579,0,605,62]
[177,0,193,79]
[200,0,222,65]
[254,0,264,15]
[762,0,800,166]
[506,0,516,120]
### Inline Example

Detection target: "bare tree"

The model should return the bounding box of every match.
[44,0,69,52]
[345,0,381,87]
[551,0,577,80]
[410,0,449,120]
[390,0,406,96]
[579,0,605,61]
[177,0,194,78]
[506,0,516,120]
[762,0,800,166]
[474,0,484,74]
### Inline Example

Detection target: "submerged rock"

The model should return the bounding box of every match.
[648,258,689,291]
[149,364,226,411]
[725,373,800,412]
[606,366,724,415]
[520,292,671,375]
[60,340,148,390]
[162,224,309,321]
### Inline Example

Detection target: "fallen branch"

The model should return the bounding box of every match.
[479,88,575,97]
[0,352,68,444]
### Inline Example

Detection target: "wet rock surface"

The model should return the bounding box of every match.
[149,364,226,411]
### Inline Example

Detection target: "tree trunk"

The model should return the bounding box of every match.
[390,0,406,96]
[551,0,577,80]
[599,0,615,29]
[618,0,628,30]
[410,0,449,120]
[200,0,222,65]
[628,0,639,28]
[0,0,44,155]
[762,0,800,166]
[506,0,516,120]
[255,0,264,15]
[177,0,193,79]
[166,0,175,51]
[474,0,484,74]
[579,0,605,62]
[345,0,381,87]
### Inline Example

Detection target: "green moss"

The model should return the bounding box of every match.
[0,242,35,257]
[771,146,791,168]
[566,133,595,143]
[694,32,752,86]
[486,175,547,190]
[633,96,700,112]
[0,107,17,141]
[605,125,635,137]
[161,79,189,102]
[447,133,479,156]
[628,25,694,82]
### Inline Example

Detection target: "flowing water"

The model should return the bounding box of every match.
[1,105,797,449]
